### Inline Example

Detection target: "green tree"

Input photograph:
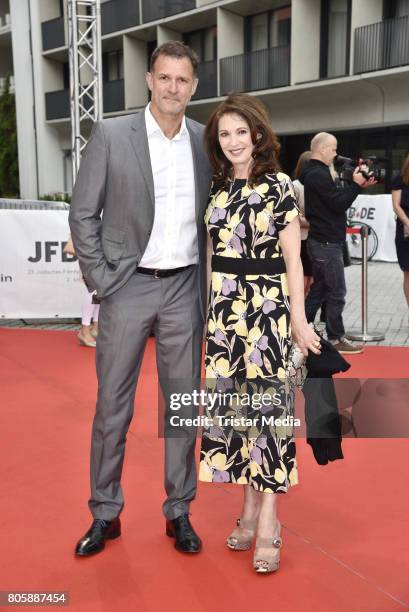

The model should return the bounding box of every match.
[0,74,19,197]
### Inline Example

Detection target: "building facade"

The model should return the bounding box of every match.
[7,0,409,198]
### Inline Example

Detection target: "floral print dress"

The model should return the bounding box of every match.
[199,173,300,494]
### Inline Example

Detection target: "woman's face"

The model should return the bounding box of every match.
[218,113,255,170]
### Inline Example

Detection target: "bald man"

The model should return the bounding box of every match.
[299,132,373,354]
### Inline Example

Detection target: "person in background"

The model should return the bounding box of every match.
[391,153,409,319]
[77,289,99,347]
[300,132,375,355]
[293,151,313,295]
[63,235,99,347]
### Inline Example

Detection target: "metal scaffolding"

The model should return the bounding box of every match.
[67,0,103,184]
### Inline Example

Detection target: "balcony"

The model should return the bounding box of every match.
[0,75,15,95]
[192,60,217,100]
[103,79,124,112]
[101,0,139,35]
[45,81,125,120]
[142,0,195,23]
[45,89,69,120]
[42,16,65,52]
[0,12,11,32]
[220,46,290,95]
[354,15,409,74]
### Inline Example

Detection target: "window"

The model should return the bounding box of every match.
[270,7,292,47]
[184,27,217,62]
[147,40,157,70]
[384,0,409,18]
[321,0,351,78]
[246,7,291,52]
[103,50,124,82]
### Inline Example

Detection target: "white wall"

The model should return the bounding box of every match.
[38,0,60,22]
[157,25,182,45]
[10,0,38,198]
[30,0,66,196]
[124,35,148,109]
[217,7,244,96]
[291,0,321,85]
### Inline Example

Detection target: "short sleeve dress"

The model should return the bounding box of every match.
[199,172,300,494]
[391,173,409,271]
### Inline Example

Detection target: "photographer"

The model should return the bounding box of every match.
[300,132,374,354]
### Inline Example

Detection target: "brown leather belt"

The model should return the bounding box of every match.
[136,265,193,279]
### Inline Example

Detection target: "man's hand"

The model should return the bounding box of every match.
[353,166,377,188]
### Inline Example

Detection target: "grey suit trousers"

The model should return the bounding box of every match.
[89,265,203,520]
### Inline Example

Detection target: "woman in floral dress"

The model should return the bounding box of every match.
[199,94,321,573]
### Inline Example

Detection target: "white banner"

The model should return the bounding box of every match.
[0,209,85,318]
[347,194,397,262]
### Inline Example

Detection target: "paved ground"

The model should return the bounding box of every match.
[343,260,408,347]
[1,260,408,347]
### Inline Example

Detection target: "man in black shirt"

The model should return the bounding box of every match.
[299,132,373,354]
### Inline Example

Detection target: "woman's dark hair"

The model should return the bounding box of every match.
[401,154,409,186]
[204,93,281,188]
[149,41,198,77]
[293,150,312,180]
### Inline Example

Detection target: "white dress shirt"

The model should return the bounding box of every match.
[139,103,197,269]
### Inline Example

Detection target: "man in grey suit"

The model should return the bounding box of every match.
[69,42,212,556]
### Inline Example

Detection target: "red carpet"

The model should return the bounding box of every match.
[0,328,408,611]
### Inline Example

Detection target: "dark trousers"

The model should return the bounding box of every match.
[305,239,346,341]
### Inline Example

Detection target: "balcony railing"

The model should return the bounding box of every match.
[45,89,94,120]
[42,16,65,52]
[45,89,69,120]
[0,13,11,30]
[103,79,125,112]
[192,60,217,100]
[220,46,290,95]
[354,15,409,74]
[0,76,15,95]
[101,0,139,35]
[142,0,195,23]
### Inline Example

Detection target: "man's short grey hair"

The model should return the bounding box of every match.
[310,132,336,153]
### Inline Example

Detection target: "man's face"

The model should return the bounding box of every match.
[322,138,338,166]
[146,55,198,117]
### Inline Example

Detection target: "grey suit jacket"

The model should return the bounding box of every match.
[68,110,213,317]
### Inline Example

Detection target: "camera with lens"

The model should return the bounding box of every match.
[334,155,387,183]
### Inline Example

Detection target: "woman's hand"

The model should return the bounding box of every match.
[291,318,321,356]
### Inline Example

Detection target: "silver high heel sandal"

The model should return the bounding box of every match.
[253,521,282,573]
[77,331,96,348]
[226,518,257,551]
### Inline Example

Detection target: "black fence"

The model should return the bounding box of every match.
[220,46,290,95]
[101,0,139,35]
[354,15,409,73]
[192,60,217,100]
[103,79,125,112]
[41,16,65,51]
[45,89,69,120]
[142,0,195,23]
[45,89,95,121]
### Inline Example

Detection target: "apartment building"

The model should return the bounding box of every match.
[0,0,12,96]
[7,0,409,198]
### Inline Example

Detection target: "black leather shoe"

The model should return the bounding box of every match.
[75,518,121,556]
[166,513,202,553]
